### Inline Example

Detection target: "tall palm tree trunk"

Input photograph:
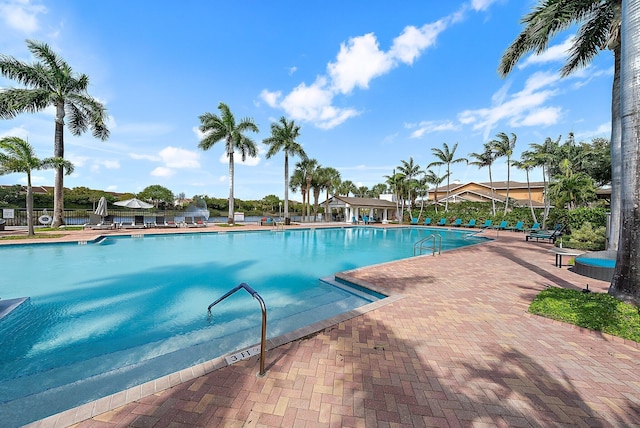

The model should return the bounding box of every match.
[227,148,235,224]
[525,169,537,224]
[609,44,622,251]
[284,154,290,222]
[52,105,65,227]
[504,160,510,215]
[26,173,35,236]
[611,0,640,305]
[488,166,496,216]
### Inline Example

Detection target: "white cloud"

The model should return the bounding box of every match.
[519,36,575,69]
[158,146,200,168]
[151,166,175,177]
[217,175,226,183]
[470,0,500,12]
[279,78,360,129]
[0,126,29,139]
[106,185,118,191]
[129,153,161,161]
[288,66,297,75]
[458,71,562,140]
[258,4,485,130]
[390,20,447,65]
[0,0,47,33]
[328,33,394,94]
[217,151,261,167]
[406,120,457,138]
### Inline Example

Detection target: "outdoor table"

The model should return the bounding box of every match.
[548,247,584,267]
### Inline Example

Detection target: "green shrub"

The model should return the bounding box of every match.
[562,221,606,250]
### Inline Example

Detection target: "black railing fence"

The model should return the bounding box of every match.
[0,209,307,227]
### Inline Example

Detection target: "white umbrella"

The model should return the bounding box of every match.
[113,198,154,209]
[94,196,108,217]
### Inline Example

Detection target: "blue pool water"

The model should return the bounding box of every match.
[0,226,488,426]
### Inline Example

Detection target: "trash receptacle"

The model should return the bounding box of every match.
[0,219,5,231]
[285,217,291,225]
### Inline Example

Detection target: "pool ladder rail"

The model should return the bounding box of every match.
[414,233,442,256]
[207,283,268,376]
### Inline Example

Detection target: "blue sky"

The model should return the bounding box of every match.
[0,0,613,201]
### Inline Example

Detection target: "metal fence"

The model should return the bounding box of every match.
[0,209,196,227]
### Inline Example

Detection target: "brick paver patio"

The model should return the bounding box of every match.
[15,226,640,427]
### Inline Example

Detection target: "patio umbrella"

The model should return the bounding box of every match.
[94,196,108,217]
[113,198,154,209]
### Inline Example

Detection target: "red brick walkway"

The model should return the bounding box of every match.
[27,229,640,427]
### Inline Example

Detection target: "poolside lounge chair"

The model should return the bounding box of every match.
[525,222,541,233]
[83,213,103,229]
[452,218,462,227]
[351,216,358,225]
[463,219,476,228]
[507,221,524,232]
[480,219,492,229]
[436,218,447,226]
[121,215,145,229]
[163,216,179,228]
[194,216,207,227]
[526,224,566,243]
[491,220,509,230]
[410,217,419,225]
[363,215,370,224]
[423,217,432,226]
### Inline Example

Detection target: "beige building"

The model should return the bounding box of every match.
[428,181,546,208]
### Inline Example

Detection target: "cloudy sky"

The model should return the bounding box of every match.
[0,0,613,201]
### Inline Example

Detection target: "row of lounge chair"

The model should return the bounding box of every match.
[412,217,565,243]
[83,215,207,230]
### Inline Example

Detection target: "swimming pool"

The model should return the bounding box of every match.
[0,226,488,426]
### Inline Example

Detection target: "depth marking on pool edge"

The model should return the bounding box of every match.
[225,345,261,364]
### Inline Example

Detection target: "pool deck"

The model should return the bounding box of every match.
[8,224,640,427]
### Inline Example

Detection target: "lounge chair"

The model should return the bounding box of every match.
[436,218,447,226]
[464,219,476,228]
[84,214,116,230]
[351,216,358,225]
[83,213,103,229]
[526,224,566,243]
[194,216,207,227]
[410,217,419,225]
[452,218,462,227]
[507,221,524,232]
[423,217,432,226]
[491,220,509,230]
[363,215,370,224]
[121,215,145,229]
[163,216,179,228]
[480,219,492,229]
[525,222,541,233]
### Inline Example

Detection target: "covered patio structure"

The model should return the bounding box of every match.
[323,196,397,223]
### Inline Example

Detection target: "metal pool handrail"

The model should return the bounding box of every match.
[207,283,267,376]
[413,234,442,256]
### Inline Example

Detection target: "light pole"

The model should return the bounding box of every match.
[279,202,282,220]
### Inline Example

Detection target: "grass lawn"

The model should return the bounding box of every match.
[530,286,640,342]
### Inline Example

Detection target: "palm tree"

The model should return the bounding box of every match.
[292,158,318,222]
[0,137,73,236]
[397,157,421,211]
[428,142,467,212]
[337,180,357,196]
[491,132,517,215]
[0,40,110,227]
[423,169,449,214]
[610,1,640,305]
[512,151,538,223]
[384,169,405,222]
[198,102,259,224]
[468,143,497,216]
[529,136,561,229]
[319,167,341,221]
[498,0,621,250]
[262,117,307,225]
[370,183,388,198]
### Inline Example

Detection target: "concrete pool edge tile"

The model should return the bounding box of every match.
[28,286,404,427]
